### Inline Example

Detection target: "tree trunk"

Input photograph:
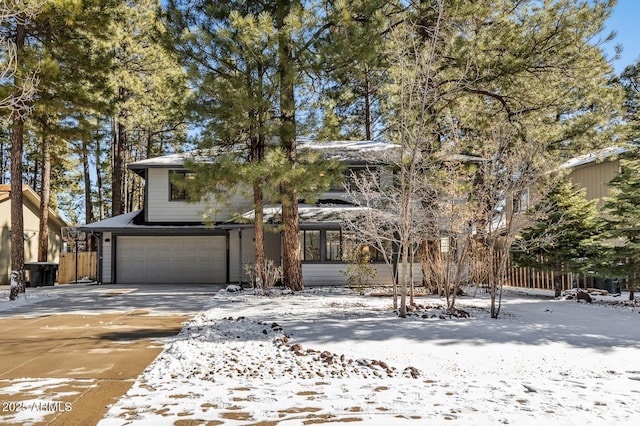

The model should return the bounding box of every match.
[112,114,125,216]
[9,22,26,300]
[95,125,105,220]
[277,0,303,291]
[281,192,302,290]
[37,133,51,262]
[364,68,372,141]
[82,136,94,225]
[253,180,266,287]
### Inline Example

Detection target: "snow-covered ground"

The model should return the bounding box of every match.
[95,286,640,425]
[0,287,61,311]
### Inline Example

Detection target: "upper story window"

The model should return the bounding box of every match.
[513,188,529,213]
[169,170,194,201]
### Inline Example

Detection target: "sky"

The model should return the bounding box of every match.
[605,0,640,74]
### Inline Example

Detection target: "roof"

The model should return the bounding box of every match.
[236,203,372,225]
[79,210,142,230]
[299,140,398,163]
[127,140,399,171]
[78,202,378,232]
[559,146,627,170]
[0,184,68,228]
[78,210,224,233]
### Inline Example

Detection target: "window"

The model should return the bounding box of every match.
[325,230,342,261]
[513,188,529,213]
[299,230,321,261]
[169,170,194,201]
[342,231,388,262]
[440,236,450,253]
[299,229,388,263]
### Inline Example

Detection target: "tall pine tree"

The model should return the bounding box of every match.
[512,176,604,296]
[163,0,356,290]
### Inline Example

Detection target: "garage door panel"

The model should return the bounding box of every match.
[116,236,226,284]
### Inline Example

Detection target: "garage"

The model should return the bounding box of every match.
[116,236,227,284]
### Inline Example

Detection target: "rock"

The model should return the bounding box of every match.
[576,290,593,303]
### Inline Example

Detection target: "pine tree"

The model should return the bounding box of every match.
[620,61,640,139]
[593,58,640,301]
[163,0,352,291]
[109,0,189,216]
[512,176,604,296]
[600,146,640,300]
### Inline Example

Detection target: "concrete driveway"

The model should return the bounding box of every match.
[0,283,222,425]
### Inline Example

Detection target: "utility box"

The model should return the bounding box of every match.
[24,262,59,287]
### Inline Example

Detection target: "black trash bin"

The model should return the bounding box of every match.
[24,262,58,287]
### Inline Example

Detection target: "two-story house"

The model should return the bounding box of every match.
[80,140,413,286]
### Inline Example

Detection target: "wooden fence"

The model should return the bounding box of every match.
[57,252,98,284]
[505,256,594,291]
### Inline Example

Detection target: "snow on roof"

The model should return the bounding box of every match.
[128,151,214,169]
[299,140,396,152]
[78,210,216,231]
[237,203,373,224]
[299,140,398,163]
[79,210,142,230]
[559,146,627,170]
[127,140,399,170]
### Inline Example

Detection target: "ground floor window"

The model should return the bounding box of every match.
[325,230,342,261]
[342,232,389,262]
[299,229,388,263]
[299,230,321,261]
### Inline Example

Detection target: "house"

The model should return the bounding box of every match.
[559,145,624,207]
[80,141,421,286]
[0,184,67,284]
[506,146,626,292]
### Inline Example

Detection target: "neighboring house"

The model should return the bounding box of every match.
[80,141,420,286]
[0,184,67,284]
[506,146,626,291]
[559,145,624,208]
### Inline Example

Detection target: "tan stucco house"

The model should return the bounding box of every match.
[0,184,67,284]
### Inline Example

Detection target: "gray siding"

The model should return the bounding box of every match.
[229,229,281,283]
[103,232,112,283]
[302,263,423,286]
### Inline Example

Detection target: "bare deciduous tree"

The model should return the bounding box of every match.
[0,1,42,116]
[469,122,550,318]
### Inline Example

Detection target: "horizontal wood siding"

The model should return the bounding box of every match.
[146,168,252,222]
[302,263,423,286]
[302,263,349,285]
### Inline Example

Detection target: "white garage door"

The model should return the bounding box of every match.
[116,236,226,284]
